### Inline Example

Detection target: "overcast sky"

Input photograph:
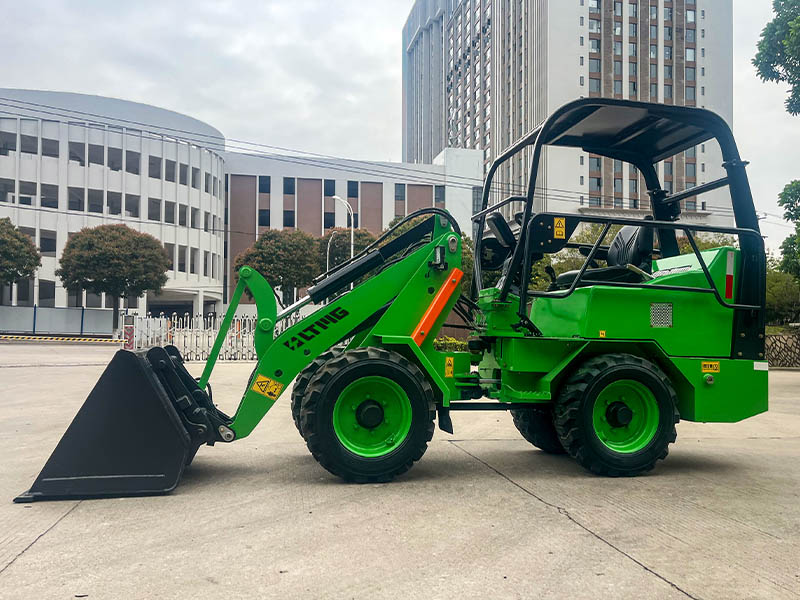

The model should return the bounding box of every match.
[1,0,797,249]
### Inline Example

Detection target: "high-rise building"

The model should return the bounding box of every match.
[403,0,733,225]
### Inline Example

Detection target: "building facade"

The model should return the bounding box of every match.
[0,89,226,316]
[403,0,733,226]
[223,148,483,303]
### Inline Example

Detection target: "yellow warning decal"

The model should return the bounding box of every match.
[445,356,454,378]
[599,330,606,338]
[554,217,566,240]
[701,361,720,374]
[251,374,285,400]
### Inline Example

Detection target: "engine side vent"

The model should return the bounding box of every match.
[650,303,673,328]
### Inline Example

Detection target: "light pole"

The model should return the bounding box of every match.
[326,229,338,272]
[331,195,354,263]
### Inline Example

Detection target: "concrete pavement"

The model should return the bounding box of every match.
[0,343,798,599]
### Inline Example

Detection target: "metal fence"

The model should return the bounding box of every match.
[127,309,305,361]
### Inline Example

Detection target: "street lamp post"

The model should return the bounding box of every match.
[326,230,338,272]
[331,195,354,263]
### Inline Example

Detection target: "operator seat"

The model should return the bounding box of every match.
[554,224,654,290]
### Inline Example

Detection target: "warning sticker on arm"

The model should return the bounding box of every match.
[251,374,285,400]
[554,217,566,239]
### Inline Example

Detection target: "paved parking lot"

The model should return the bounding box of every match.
[1,343,798,599]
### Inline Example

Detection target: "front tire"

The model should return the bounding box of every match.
[291,346,345,438]
[553,353,679,477]
[299,347,436,483]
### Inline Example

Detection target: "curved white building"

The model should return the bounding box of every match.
[0,89,225,315]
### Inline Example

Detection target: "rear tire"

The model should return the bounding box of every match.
[510,406,566,454]
[299,347,435,483]
[291,346,345,438]
[553,353,679,477]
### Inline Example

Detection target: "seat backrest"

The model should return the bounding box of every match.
[607,224,653,270]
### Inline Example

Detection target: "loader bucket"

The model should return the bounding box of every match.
[15,349,199,503]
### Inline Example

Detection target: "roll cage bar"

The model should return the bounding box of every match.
[471,98,766,360]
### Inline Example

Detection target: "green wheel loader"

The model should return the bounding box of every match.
[15,99,768,502]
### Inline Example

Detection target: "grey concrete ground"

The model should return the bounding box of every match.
[0,343,798,600]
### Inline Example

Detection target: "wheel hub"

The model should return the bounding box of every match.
[606,401,633,428]
[355,400,384,429]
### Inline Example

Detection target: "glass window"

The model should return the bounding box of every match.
[204,251,210,277]
[125,194,139,218]
[664,7,673,20]
[664,65,673,79]
[394,183,406,202]
[347,180,359,198]
[283,210,295,227]
[686,146,696,158]
[629,42,637,56]
[283,177,296,195]
[107,191,121,215]
[20,134,37,154]
[179,163,188,185]
[590,157,602,171]
[590,38,601,52]
[629,80,637,95]
[687,10,695,23]
[108,147,123,171]
[614,60,623,75]
[650,63,658,77]
[664,180,673,194]
[17,181,35,205]
[178,245,187,272]
[148,197,161,221]
[650,24,658,38]
[664,84,673,98]
[686,199,697,211]
[435,185,445,206]
[686,28,696,43]
[126,150,140,175]
[88,144,103,166]
[148,156,162,179]
[614,1,622,16]
[165,201,175,224]
[650,83,658,97]
[589,18,601,33]
[40,137,58,158]
[205,173,211,193]
[191,207,199,229]
[590,177,602,192]
[589,78,601,93]
[68,142,85,166]
[614,160,623,173]
[665,46,673,60]
[650,44,658,59]
[614,21,622,36]
[258,209,270,227]
[589,0,600,12]
[589,196,602,207]
[40,230,57,257]
[614,80,623,94]
[165,159,176,182]
[629,2,637,17]
[686,163,697,177]
[629,61,637,76]
[686,86,696,101]
[164,243,175,271]
[88,189,103,213]
[614,41,623,55]
[324,179,335,196]
[629,179,638,194]
[2,131,18,155]
[664,161,673,176]
[68,187,84,211]
[686,48,696,62]
[179,204,187,226]
[614,179,623,193]
[664,26,672,41]
[41,183,58,209]
[191,167,199,189]
[629,23,637,37]
[686,66,696,81]
[650,5,657,19]
[590,58,602,72]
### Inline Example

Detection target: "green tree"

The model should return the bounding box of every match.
[234,228,318,305]
[0,218,41,296]
[775,181,800,278]
[753,0,800,115]
[56,224,169,329]
[766,268,800,322]
[317,227,377,274]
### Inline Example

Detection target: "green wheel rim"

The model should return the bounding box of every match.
[332,376,413,458]
[591,379,659,454]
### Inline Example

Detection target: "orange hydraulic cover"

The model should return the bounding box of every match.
[412,268,463,346]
